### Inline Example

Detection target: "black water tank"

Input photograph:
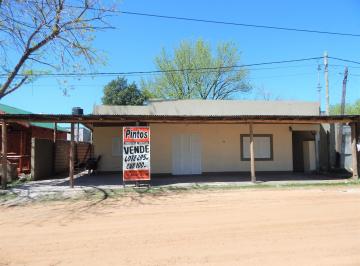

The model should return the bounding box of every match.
[72,107,83,115]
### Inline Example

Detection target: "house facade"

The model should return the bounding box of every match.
[92,100,322,175]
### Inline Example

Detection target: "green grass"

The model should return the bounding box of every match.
[80,179,360,200]
[1,179,360,205]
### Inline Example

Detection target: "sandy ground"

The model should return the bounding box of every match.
[1,187,360,266]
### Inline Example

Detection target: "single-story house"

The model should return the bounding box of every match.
[0,103,67,174]
[0,100,358,188]
[92,99,325,176]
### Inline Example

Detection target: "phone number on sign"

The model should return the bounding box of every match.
[124,154,149,162]
[125,162,147,169]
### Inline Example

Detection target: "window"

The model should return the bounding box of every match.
[112,137,122,157]
[240,134,273,161]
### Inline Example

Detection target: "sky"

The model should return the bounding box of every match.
[2,0,360,114]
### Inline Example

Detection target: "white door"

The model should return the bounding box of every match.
[172,134,202,175]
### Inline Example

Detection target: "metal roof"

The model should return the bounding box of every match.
[0,103,68,132]
[0,113,359,124]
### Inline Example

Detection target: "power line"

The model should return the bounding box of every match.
[0,57,322,78]
[53,3,360,37]
[24,1,360,37]
[118,11,360,37]
[328,57,360,65]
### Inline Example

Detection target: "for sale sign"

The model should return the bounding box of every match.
[122,127,150,181]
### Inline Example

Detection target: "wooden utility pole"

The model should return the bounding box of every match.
[69,123,75,188]
[337,67,348,167]
[249,123,256,183]
[1,120,7,189]
[350,123,358,180]
[324,51,330,115]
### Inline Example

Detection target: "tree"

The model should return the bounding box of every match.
[141,39,251,100]
[102,77,147,105]
[0,0,114,99]
[330,99,360,115]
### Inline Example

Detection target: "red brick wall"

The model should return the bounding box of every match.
[32,127,67,140]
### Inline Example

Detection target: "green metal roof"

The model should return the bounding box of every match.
[0,103,68,132]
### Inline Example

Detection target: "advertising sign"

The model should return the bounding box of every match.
[122,127,150,181]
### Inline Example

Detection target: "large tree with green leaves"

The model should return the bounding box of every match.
[102,77,147,106]
[0,0,114,99]
[330,99,360,115]
[141,39,251,100]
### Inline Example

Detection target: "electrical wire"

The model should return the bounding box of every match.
[328,57,360,65]
[54,3,360,37]
[0,57,322,78]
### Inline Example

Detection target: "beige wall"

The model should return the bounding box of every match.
[93,127,123,171]
[93,123,319,173]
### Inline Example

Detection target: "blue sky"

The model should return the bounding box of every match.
[2,0,360,114]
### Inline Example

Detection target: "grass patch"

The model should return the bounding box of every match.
[80,179,360,200]
[1,179,360,206]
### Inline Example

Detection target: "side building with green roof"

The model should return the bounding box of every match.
[0,103,68,175]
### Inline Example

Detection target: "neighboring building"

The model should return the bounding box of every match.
[92,99,322,175]
[0,104,68,174]
[66,126,92,143]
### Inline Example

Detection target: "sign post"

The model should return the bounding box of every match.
[122,127,151,186]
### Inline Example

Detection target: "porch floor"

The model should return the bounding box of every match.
[61,171,351,187]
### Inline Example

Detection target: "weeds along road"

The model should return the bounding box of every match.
[1,187,360,265]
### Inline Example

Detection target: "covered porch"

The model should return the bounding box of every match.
[0,113,359,189]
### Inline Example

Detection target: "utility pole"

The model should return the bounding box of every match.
[324,51,335,169]
[340,67,348,116]
[317,64,322,113]
[337,66,348,168]
[324,51,329,115]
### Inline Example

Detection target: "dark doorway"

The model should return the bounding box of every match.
[292,131,315,172]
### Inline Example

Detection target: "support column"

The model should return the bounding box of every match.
[249,123,256,183]
[53,122,57,143]
[1,121,7,189]
[351,123,358,180]
[69,123,75,188]
[52,123,57,174]
[315,131,320,173]
[19,131,24,173]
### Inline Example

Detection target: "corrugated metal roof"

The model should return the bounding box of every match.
[0,103,68,132]
[93,99,320,116]
[0,113,359,124]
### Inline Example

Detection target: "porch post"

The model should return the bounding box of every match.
[315,131,320,173]
[52,122,57,174]
[350,122,358,180]
[19,131,24,174]
[1,120,7,189]
[53,122,57,143]
[69,123,75,188]
[249,123,256,183]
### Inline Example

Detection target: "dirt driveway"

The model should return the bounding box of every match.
[1,187,360,265]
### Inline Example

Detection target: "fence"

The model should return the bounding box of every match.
[31,138,92,180]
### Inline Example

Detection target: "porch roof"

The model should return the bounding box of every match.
[0,113,359,125]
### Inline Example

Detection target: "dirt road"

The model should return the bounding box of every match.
[1,187,360,265]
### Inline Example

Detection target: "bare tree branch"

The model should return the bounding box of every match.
[0,0,114,99]
[2,76,28,97]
